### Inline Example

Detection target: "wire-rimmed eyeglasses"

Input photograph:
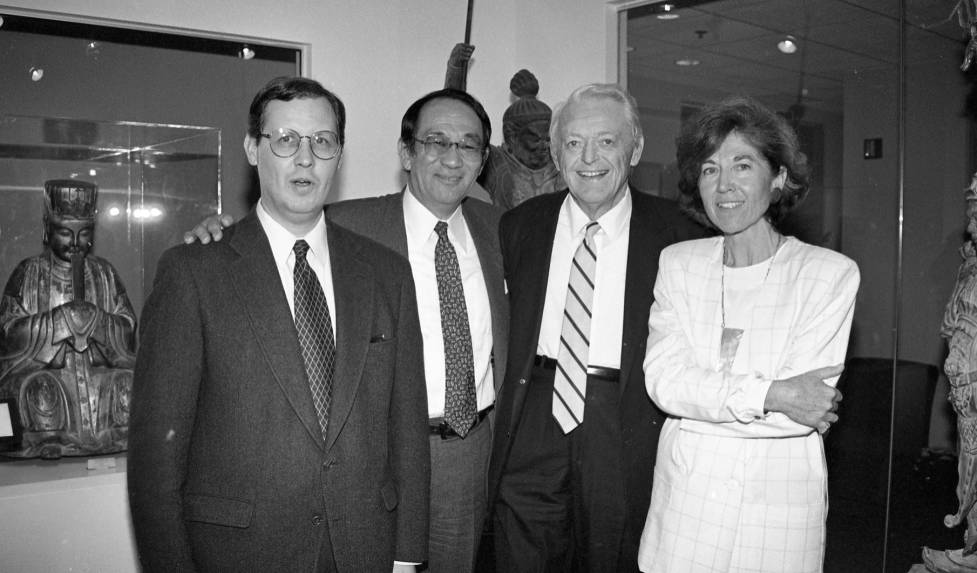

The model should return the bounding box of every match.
[414,136,485,162]
[259,128,341,160]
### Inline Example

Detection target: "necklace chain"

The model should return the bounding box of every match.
[721,235,784,329]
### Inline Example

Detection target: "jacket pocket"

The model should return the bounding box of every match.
[184,493,254,528]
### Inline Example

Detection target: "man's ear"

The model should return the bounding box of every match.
[398,139,414,171]
[244,134,258,167]
[629,135,645,167]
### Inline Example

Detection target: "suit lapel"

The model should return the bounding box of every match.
[511,192,563,381]
[228,212,325,448]
[323,222,374,452]
[462,199,507,391]
[619,193,663,396]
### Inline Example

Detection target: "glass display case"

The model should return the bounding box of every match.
[0,114,221,318]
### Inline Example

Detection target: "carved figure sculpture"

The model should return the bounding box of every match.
[0,179,136,458]
[923,174,977,572]
[445,43,565,210]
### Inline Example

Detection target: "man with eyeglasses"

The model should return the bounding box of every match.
[184,88,505,573]
[128,76,430,573]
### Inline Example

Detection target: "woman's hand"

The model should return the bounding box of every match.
[764,364,844,434]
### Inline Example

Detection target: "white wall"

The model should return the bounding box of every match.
[2,0,615,203]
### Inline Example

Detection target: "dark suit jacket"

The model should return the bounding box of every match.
[326,190,508,394]
[486,189,705,543]
[128,211,430,572]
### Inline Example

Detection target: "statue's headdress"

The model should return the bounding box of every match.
[44,179,98,221]
[502,69,552,144]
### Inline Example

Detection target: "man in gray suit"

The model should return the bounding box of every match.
[129,76,430,572]
[187,88,506,573]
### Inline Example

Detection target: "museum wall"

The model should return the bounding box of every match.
[1,0,614,210]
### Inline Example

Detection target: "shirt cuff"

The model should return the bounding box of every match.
[736,373,773,421]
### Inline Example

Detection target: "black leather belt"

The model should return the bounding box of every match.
[429,405,494,439]
[533,355,620,382]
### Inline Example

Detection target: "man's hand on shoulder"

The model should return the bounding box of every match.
[183,213,236,244]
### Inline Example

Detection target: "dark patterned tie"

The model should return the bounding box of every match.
[553,221,600,433]
[434,221,477,437]
[293,239,336,440]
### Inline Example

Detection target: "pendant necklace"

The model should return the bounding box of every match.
[719,235,784,372]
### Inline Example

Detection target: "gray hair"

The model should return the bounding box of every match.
[549,83,643,151]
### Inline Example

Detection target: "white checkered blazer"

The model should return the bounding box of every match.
[638,236,859,573]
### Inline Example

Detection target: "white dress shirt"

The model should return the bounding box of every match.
[536,189,631,368]
[256,199,336,335]
[402,189,495,417]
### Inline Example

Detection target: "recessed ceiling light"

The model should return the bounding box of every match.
[778,35,798,54]
[675,58,700,67]
[239,45,255,60]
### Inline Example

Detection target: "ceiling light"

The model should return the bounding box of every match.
[239,45,255,60]
[657,3,679,20]
[675,58,700,67]
[778,35,798,54]
[29,66,44,81]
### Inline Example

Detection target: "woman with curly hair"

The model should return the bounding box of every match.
[638,96,860,573]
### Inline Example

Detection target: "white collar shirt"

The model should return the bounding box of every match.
[537,189,632,368]
[256,199,336,336]
[402,188,495,417]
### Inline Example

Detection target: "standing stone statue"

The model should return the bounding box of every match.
[923,174,977,572]
[0,179,136,459]
[445,43,565,211]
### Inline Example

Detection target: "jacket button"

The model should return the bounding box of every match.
[311,514,324,526]
[518,378,526,385]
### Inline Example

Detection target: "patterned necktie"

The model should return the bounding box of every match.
[553,221,600,434]
[434,221,477,437]
[293,239,336,440]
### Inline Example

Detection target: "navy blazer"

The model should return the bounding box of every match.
[128,211,430,571]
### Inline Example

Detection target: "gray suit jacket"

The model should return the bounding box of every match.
[128,211,430,572]
[326,190,508,394]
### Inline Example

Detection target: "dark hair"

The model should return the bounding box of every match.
[675,95,809,229]
[399,88,492,152]
[247,76,346,145]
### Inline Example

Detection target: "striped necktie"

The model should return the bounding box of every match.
[553,221,600,434]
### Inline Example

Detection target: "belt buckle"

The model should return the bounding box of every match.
[437,420,453,440]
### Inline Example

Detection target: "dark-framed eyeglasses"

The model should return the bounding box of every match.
[414,136,485,162]
[259,128,341,160]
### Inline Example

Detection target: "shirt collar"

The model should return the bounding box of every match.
[402,185,469,252]
[257,198,329,262]
[563,186,632,242]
